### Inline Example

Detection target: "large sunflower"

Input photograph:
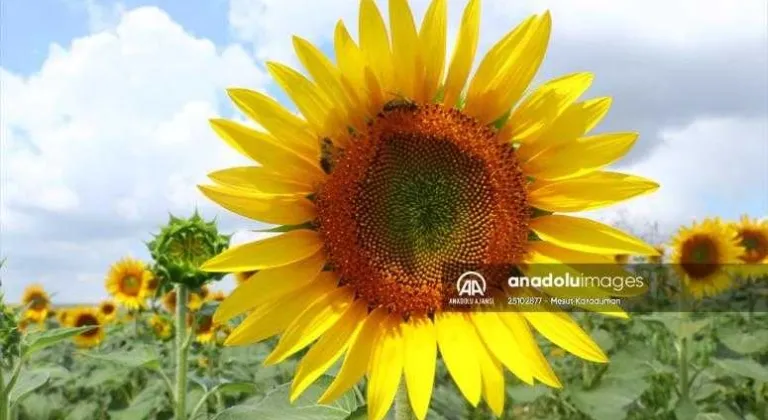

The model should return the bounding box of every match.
[731,215,768,279]
[21,284,51,323]
[199,1,658,418]
[68,307,106,349]
[671,218,744,299]
[105,258,152,310]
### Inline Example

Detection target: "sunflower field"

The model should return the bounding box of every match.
[1,0,767,420]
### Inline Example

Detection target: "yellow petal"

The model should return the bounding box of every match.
[525,241,648,297]
[402,315,437,420]
[209,118,325,184]
[463,14,537,122]
[470,312,533,384]
[290,300,368,402]
[498,312,561,388]
[267,62,345,141]
[207,166,314,195]
[418,0,447,102]
[529,171,659,212]
[482,12,552,125]
[293,36,364,133]
[523,310,608,363]
[366,315,404,420]
[265,285,354,365]
[226,89,318,159]
[334,21,367,96]
[224,273,337,346]
[213,251,326,325]
[435,312,481,405]
[442,0,481,107]
[389,0,422,98]
[531,215,658,256]
[201,229,323,272]
[318,307,388,404]
[359,0,393,91]
[523,132,638,180]
[364,65,386,112]
[517,97,612,160]
[476,340,505,416]
[198,184,315,226]
[504,72,594,144]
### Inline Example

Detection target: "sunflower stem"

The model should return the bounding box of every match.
[394,380,413,420]
[174,284,189,420]
[677,289,690,400]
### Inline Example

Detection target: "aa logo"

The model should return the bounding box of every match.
[456,271,486,297]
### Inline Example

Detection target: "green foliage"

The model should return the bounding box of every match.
[147,211,231,289]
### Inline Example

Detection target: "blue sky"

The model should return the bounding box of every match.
[1,0,766,303]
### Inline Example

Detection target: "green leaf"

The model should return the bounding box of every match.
[19,394,58,420]
[678,319,711,340]
[78,346,161,370]
[343,406,367,420]
[569,376,650,420]
[590,328,615,353]
[718,330,768,354]
[694,414,726,420]
[64,402,100,420]
[213,376,360,420]
[109,380,168,420]
[506,384,548,403]
[214,381,261,396]
[8,369,51,404]
[713,358,768,382]
[638,314,710,340]
[22,326,94,357]
[674,397,698,420]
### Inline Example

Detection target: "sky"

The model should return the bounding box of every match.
[1,0,766,303]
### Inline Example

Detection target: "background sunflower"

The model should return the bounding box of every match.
[671,218,744,299]
[105,258,153,310]
[21,284,51,323]
[68,307,106,348]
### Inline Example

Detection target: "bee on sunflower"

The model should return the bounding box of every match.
[671,218,744,299]
[67,307,106,348]
[20,284,51,323]
[105,258,153,310]
[197,0,659,418]
[730,215,768,280]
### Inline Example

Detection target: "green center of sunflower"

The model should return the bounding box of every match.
[121,275,141,296]
[317,104,530,316]
[739,230,768,263]
[680,234,720,279]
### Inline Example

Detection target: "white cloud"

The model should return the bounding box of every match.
[228,0,767,66]
[590,116,768,236]
[0,6,267,302]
